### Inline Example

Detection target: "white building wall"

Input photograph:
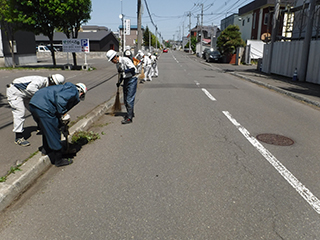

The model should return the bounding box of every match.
[239,12,253,41]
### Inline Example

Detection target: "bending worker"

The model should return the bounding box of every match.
[6,74,65,146]
[106,49,138,124]
[29,82,87,167]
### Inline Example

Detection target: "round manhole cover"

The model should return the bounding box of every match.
[256,134,294,146]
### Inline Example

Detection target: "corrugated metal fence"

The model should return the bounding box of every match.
[262,40,320,84]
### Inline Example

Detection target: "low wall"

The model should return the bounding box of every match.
[262,40,320,84]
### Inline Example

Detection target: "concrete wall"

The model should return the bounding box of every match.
[262,40,320,84]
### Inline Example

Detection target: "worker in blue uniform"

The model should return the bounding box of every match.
[29,82,87,167]
[106,49,138,124]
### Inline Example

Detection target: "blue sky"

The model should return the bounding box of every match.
[86,0,252,40]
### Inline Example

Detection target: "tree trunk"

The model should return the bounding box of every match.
[72,52,77,67]
[48,34,56,66]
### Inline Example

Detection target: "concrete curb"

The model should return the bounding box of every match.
[198,57,320,109]
[230,72,320,108]
[0,94,117,213]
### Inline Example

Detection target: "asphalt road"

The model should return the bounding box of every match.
[1,50,320,239]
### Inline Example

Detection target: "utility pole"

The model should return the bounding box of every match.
[267,0,280,74]
[299,0,316,81]
[137,0,142,54]
[155,26,158,50]
[120,0,125,55]
[188,12,192,53]
[149,30,151,51]
[182,22,184,41]
[199,4,204,58]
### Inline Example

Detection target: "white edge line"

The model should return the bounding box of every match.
[202,88,216,101]
[222,110,320,214]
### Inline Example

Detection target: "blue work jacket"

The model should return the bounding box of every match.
[30,82,80,117]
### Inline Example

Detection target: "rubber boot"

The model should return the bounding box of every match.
[54,150,73,167]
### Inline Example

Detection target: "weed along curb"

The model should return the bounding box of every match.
[0,94,117,213]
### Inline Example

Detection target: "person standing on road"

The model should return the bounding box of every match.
[124,46,133,62]
[143,52,152,82]
[29,82,87,167]
[150,53,158,77]
[6,74,65,147]
[134,50,144,74]
[106,49,138,124]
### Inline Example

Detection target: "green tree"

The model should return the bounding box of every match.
[0,0,24,67]
[184,36,197,53]
[217,25,245,56]
[12,0,65,66]
[143,26,160,49]
[59,0,92,67]
[10,0,91,67]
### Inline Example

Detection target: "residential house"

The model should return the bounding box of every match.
[290,0,320,39]
[0,27,37,67]
[238,0,295,42]
[190,25,220,56]
[262,0,320,84]
[118,24,144,49]
[221,13,242,31]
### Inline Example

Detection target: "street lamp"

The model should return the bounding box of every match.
[119,14,125,54]
[119,0,125,54]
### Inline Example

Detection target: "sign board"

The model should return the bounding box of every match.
[62,39,90,52]
[125,19,131,35]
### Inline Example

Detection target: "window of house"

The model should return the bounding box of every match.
[247,17,250,22]
[242,19,245,26]
[264,13,269,25]
[253,13,256,29]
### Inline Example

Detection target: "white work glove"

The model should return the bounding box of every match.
[61,113,71,121]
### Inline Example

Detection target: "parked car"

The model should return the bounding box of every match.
[47,44,62,52]
[202,48,211,59]
[205,50,222,63]
[163,48,168,53]
[36,45,50,52]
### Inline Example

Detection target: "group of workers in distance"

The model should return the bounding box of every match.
[6,48,158,167]
[106,48,159,124]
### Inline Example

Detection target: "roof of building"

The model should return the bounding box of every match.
[239,0,295,15]
[36,30,116,42]
[118,25,145,30]
[82,25,108,31]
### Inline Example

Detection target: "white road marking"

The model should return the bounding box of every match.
[202,88,216,101]
[223,110,320,214]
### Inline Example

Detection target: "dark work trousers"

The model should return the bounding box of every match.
[123,77,137,119]
[29,105,62,154]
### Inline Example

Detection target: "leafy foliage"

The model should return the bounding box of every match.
[3,0,92,67]
[217,25,245,56]
[143,26,160,48]
[184,36,197,53]
[58,0,92,66]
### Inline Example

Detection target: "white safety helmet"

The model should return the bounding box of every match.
[138,50,144,57]
[76,83,87,101]
[124,49,132,57]
[147,52,151,57]
[106,49,117,61]
[50,74,65,85]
